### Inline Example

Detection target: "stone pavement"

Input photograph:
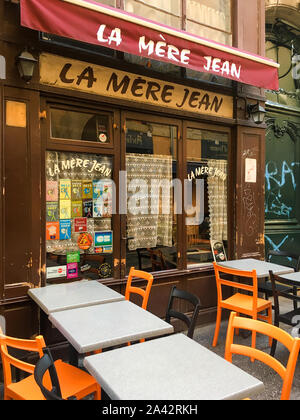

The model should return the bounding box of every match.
[193,317,300,400]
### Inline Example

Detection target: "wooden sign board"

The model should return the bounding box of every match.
[40,53,233,119]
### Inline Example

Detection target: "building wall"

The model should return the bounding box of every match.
[265,3,300,263]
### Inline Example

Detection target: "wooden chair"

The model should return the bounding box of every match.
[259,251,300,309]
[165,286,201,338]
[0,329,101,400]
[270,270,300,356]
[225,312,300,400]
[212,262,273,351]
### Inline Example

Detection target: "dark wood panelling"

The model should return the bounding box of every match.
[2,301,38,338]
[235,126,265,259]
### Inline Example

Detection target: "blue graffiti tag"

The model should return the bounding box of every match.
[265,234,292,262]
[265,161,299,217]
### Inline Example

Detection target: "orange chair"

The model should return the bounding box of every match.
[212,262,273,351]
[0,329,101,400]
[92,267,154,353]
[125,267,154,310]
[225,312,300,400]
[125,267,154,345]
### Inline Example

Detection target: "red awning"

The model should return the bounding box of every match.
[20,0,279,90]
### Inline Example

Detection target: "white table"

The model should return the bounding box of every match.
[84,333,264,400]
[48,300,174,354]
[278,271,300,284]
[219,258,294,278]
[28,280,125,315]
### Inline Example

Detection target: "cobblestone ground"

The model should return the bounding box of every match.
[193,319,300,400]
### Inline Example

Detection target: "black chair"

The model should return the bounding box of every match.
[165,286,201,339]
[34,347,76,400]
[258,250,300,309]
[269,270,300,357]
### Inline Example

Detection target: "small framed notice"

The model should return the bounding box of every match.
[245,158,257,183]
[211,240,227,263]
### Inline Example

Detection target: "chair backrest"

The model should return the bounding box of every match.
[125,267,154,310]
[267,250,300,272]
[34,347,63,400]
[0,327,46,388]
[165,286,201,338]
[147,248,166,271]
[225,312,300,400]
[269,270,300,316]
[213,262,259,311]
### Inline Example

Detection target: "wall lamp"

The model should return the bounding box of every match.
[16,49,37,83]
[247,102,266,125]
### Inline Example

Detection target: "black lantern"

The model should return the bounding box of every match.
[247,102,266,124]
[16,49,37,83]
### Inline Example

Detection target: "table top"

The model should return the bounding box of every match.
[83,333,264,400]
[219,258,294,278]
[28,280,125,315]
[278,271,300,284]
[48,300,174,353]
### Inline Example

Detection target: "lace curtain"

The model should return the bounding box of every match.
[207,159,228,241]
[126,153,173,251]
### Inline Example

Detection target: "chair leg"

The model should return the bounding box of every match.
[270,338,277,357]
[94,385,101,400]
[213,307,222,347]
[267,307,273,347]
[250,315,257,363]
[235,312,240,336]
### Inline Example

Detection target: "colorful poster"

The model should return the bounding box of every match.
[46,265,66,279]
[83,199,93,218]
[71,201,82,218]
[46,221,59,240]
[67,251,80,263]
[77,232,93,250]
[60,179,71,200]
[59,219,71,240]
[60,200,71,219]
[46,180,58,201]
[82,180,93,199]
[74,217,87,233]
[71,180,82,200]
[93,180,112,217]
[94,231,113,253]
[46,202,59,222]
[93,180,102,200]
[67,262,78,279]
[93,198,103,218]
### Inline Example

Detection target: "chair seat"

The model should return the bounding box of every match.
[222,293,271,313]
[258,281,294,294]
[278,308,300,326]
[7,359,98,400]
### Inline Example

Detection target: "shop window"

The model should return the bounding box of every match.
[125,119,178,274]
[94,0,117,6]
[186,0,232,45]
[50,108,111,145]
[186,128,228,267]
[124,0,182,29]
[45,151,114,282]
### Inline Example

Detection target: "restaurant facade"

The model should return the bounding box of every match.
[0,0,279,344]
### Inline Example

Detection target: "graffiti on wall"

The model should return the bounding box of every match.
[265,160,300,217]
